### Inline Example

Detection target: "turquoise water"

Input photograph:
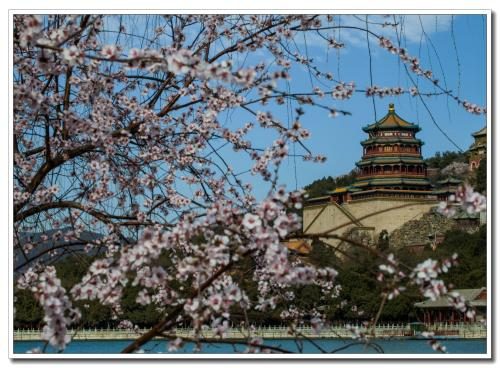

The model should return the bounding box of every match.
[14,338,487,354]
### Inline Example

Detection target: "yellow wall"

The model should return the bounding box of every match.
[303,197,438,250]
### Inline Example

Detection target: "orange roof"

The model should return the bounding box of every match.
[332,187,348,193]
[283,240,312,255]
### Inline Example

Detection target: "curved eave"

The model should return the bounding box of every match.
[472,126,487,137]
[437,178,462,185]
[361,138,423,146]
[353,178,431,186]
[356,157,427,166]
[468,143,486,150]
[433,189,455,194]
[363,124,421,133]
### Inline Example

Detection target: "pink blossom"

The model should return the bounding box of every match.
[62,46,84,65]
[242,213,262,230]
[101,45,119,59]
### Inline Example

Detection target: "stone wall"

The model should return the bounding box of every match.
[390,210,481,249]
[389,211,455,248]
[303,197,481,255]
[303,197,439,251]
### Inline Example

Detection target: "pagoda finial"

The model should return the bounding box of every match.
[389,103,395,113]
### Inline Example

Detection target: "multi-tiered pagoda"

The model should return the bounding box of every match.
[350,104,433,200]
[326,104,435,204]
[467,126,486,170]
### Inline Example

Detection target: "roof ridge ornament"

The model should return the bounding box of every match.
[389,103,395,113]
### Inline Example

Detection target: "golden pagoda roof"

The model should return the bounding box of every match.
[363,104,420,132]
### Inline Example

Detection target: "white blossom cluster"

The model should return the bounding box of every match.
[17,266,80,350]
[378,251,477,323]
[441,162,470,177]
[332,82,355,100]
[437,184,487,218]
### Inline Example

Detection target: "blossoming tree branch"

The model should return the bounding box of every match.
[13,14,486,353]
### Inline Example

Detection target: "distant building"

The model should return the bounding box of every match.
[330,104,436,203]
[352,103,434,200]
[433,177,462,201]
[303,104,486,253]
[414,287,486,324]
[468,126,486,170]
[303,104,439,251]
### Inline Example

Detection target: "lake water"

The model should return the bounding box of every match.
[13,338,487,355]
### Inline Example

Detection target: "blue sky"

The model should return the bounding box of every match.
[96,14,487,202]
[214,14,487,199]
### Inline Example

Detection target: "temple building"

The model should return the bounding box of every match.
[433,177,462,201]
[351,103,433,199]
[468,126,487,170]
[302,104,486,253]
[329,104,435,203]
[304,104,439,251]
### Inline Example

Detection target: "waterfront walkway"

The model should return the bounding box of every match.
[14,322,486,341]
